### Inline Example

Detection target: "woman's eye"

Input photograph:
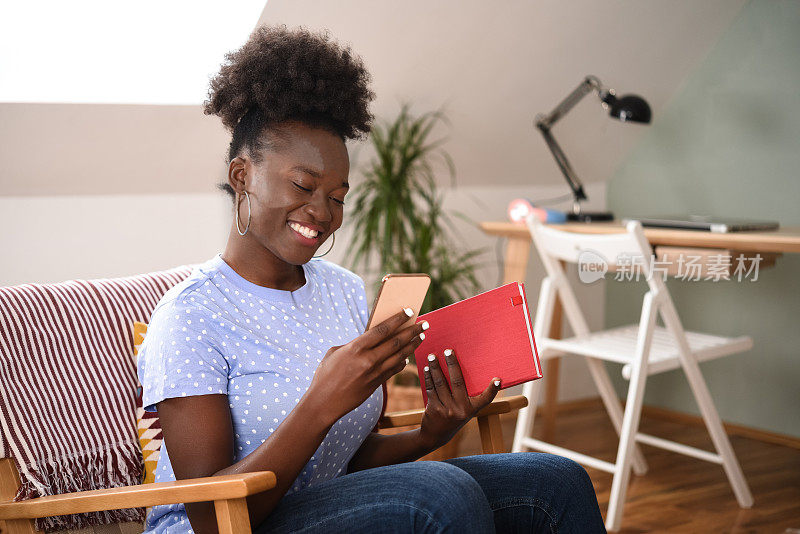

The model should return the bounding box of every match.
[294,182,344,205]
[293,182,312,192]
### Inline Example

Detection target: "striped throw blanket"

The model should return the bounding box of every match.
[0,266,192,531]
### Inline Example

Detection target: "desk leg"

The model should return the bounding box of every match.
[502,236,531,284]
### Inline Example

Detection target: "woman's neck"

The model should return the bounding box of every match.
[221,228,306,292]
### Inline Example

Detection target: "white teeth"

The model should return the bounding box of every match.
[289,222,319,239]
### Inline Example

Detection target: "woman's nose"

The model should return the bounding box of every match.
[304,192,332,223]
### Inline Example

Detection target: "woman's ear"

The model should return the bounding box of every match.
[227,156,248,193]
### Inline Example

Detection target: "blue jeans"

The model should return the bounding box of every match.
[254,453,606,533]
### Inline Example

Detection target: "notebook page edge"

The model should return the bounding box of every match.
[518,282,541,377]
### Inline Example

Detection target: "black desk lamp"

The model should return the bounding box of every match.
[535,75,651,222]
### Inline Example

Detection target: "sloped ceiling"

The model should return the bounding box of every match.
[260,0,747,188]
[0,1,745,195]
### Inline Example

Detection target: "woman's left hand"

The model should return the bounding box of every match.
[418,348,501,451]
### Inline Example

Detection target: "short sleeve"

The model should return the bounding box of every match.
[137,298,229,412]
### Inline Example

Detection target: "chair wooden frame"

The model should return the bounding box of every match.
[511,214,753,531]
[0,396,526,533]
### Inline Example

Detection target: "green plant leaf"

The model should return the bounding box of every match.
[347,104,486,352]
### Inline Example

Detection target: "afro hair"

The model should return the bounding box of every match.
[204,25,374,172]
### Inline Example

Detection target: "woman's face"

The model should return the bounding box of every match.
[230,121,350,266]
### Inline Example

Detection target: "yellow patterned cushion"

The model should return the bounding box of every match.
[133,321,162,484]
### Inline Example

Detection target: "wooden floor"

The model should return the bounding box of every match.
[454,399,800,533]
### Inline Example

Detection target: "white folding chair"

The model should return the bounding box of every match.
[512,214,754,531]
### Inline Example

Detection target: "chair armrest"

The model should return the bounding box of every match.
[0,471,275,521]
[378,394,528,429]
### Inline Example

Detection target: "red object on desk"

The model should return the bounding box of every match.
[414,282,542,403]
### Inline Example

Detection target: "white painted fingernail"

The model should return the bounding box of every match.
[423,365,430,372]
[427,354,436,362]
[494,380,501,387]
[403,307,414,317]
[443,348,453,357]
[419,333,425,341]
[421,321,429,330]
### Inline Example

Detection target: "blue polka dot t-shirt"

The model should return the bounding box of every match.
[137,254,383,533]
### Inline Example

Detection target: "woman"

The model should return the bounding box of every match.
[137,25,605,533]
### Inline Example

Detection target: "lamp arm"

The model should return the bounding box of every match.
[536,76,602,129]
[537,124,587,202]
[535,75,606,207]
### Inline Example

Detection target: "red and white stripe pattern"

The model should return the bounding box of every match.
[0,266,192,531]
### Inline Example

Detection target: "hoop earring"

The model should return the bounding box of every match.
[236,190,251,236]
[313,232,335,258]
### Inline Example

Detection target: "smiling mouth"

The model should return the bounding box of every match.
[288,222,322,244]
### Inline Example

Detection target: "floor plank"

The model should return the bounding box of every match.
[454,399,800,533]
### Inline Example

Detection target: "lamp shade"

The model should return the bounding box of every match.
[608,94,651,123]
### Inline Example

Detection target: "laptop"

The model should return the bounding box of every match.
[624,215,780,233]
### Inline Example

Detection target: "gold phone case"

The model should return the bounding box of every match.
[366,273,431,330]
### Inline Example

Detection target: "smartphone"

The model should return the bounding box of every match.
[366,273,431,331]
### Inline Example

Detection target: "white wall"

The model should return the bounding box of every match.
[0,193,230,283]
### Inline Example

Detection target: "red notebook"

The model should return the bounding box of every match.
[414,282,542,403]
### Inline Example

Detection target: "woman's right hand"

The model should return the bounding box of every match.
[308,308,426,424]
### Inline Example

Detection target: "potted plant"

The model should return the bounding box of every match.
[347,105,485,316]
[346,105,486,458]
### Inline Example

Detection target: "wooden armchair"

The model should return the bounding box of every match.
[0,396,527,533]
